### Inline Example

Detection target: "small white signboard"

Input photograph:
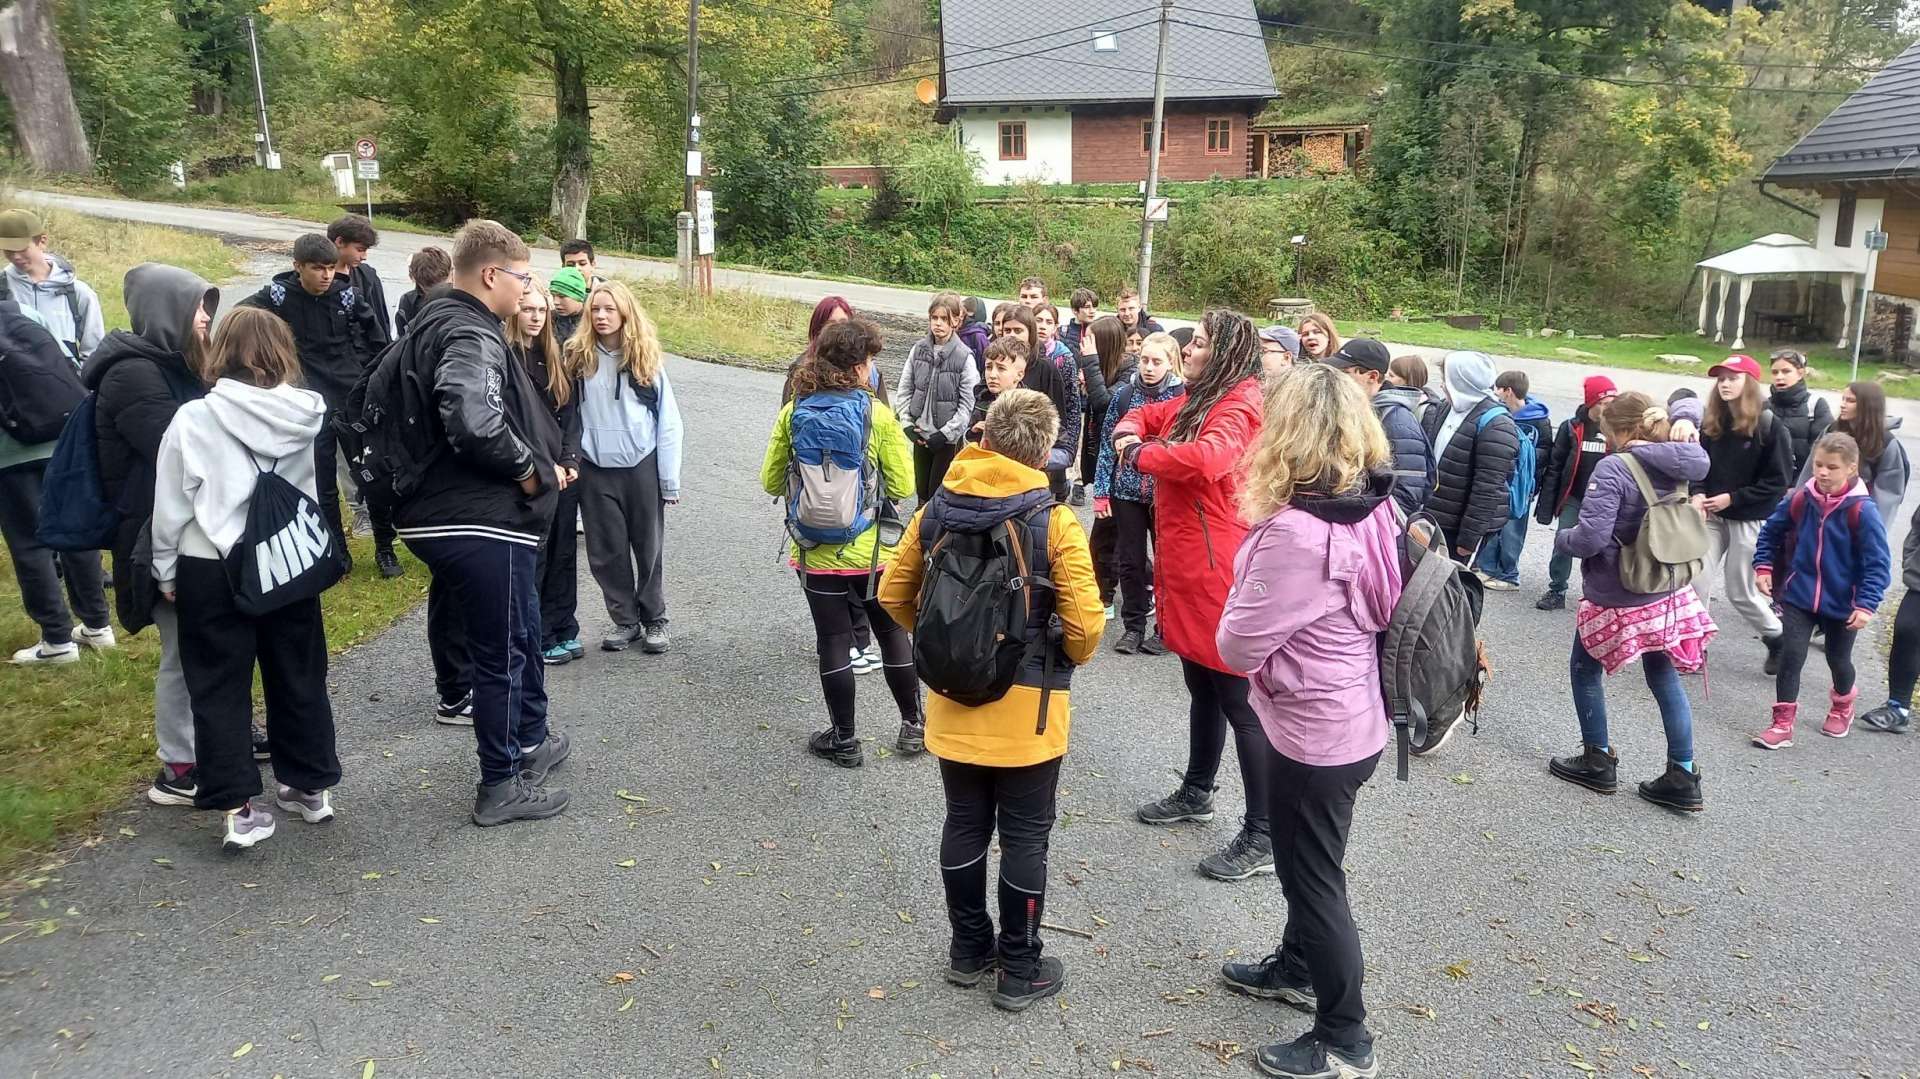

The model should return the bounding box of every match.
[696,190,716,256]
[356,159,380,181]
[1145,196,1170,222]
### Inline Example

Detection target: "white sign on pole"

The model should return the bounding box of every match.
[356,159,381,181]
[354,138,378,160]
[1866,229,1889,252]
[686,150,703,177]
[1145,197,1170,222]
[695,190,716,256]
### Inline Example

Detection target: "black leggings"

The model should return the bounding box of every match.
[1776,602,1857,703]
[799,571,919,737]
[1111,498,1155,634]
[1888,589,1920,708]
[939,756,1061,978]
[1181,658,1272,837]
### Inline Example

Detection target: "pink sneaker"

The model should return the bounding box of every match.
[1754,703,1796,750]
[1822,688,1858,738]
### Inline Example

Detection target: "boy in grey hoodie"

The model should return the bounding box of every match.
[1,208,105,361]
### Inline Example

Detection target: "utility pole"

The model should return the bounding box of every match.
[244,15,278,169]
[684,0,700,216]
[1135,0,1172,309]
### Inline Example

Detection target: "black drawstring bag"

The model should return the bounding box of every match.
[225,455,346,616]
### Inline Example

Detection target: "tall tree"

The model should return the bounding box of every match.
[0,0,92,172]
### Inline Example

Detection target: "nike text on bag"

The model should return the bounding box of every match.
[1617,455,1709,595]
[785,390,881,551]
[1380,513,1490,780]
[35,394,119,552]
[913,501,1059,724]
[1477,407,1537,519]
[0,300,85,444]
[226,463,346,616]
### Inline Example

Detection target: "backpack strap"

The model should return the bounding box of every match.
[1003,505,1060,735]
[1620,453,1661,507]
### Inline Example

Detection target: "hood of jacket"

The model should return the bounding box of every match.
[1515,397,1550,424]
[1806,475,1871,513]
[1626,440,1709,483]
[1442,350,1497,413]
[1289,468,1394,525]
[1374,385,1422,413]
[200,379,326,460]
[124,263,217,354]
[1134,367,1182,400]
[936,444,1054,529]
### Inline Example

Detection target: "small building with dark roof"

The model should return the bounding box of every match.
[936,0,1279,185]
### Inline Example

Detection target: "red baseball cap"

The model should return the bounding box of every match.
[1708,354,1763,381]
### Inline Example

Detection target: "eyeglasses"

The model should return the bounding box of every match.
[490,265,534,292]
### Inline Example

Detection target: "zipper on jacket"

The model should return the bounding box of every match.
[1194,499,1215,569]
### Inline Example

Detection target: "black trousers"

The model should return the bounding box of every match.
[939,755,1062,979]
[1891,589,1920,707]
[1776,602,1858,702]
[312,422,348,558]
[799,571,919,737]
[1111,497,1154,634]
[0,461,109,643]
[1264,746,1380,1054]
[425,563,473,707]
[537,482,581,650]
[1181,658,1271,837]
[913,442,958,503]
[174,556,339,810]
[1078,415,1101,488]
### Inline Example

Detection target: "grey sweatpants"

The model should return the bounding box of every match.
[579,457,668,629]
[150,599,195,765]
[1698,515,1781,638]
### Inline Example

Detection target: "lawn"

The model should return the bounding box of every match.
[623,277,814,369]
[16,202,242,329]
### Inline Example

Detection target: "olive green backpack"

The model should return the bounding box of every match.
[1618,455,1709,595]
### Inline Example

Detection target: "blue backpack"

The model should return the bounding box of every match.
[784,390,882,559]
[1476,407,1538,519]
[36,393,119,552]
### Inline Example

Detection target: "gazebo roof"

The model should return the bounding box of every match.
[1697,233,1861,276]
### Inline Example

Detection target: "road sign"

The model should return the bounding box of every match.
[1145,197,1170,222]
[695,190,716,256]
[356,159,380,181]
[354,138,377,160]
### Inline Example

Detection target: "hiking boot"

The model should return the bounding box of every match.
[472,774,571,826]
[808,728,863,768]
[1860,702,1913,734]
[896,716,926,756]
[1199,829,1275,882]
[1534,590,1566,611]
[435,692,474,727]
[1754,703,1796,750]
[375,545,403,579]
[1113,629,1143,654]
[1254,1031,1380,1079]
[1762,634,1783,676]
[1410,710,1464,756]
[1221,949,1316,1008]
[147,765,198,807]
[946,951,998,987]
[641,621,670,654]
[602,623,643,651]
[992,955,1066,1012]
[543,643,575,665]
[520,729,572,786]
[1139,631,1169,656]
[74,624,116,649]
[1136,784,1215,825]
[1822,687,1858,738]
[221,802,275,852]
[1637,763,1704,813]
[252,725,271,761]
[274,784,336,823]
[10,640,79,665]
[1548,743,1619,794]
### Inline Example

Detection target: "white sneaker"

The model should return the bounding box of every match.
[850,645,877,676]
[275,784,336,823]
[11,640,80,665]
[221,803,276,852]
[74,624,117,650]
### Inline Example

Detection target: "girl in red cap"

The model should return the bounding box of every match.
[1696,355,1794,671]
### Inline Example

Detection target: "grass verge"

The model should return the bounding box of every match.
[0,538,426,868]
[622,277,814,368]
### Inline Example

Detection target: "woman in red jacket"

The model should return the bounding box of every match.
[1112,309,1271,883]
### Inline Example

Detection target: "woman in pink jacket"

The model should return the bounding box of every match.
[1214,363,1403,1079]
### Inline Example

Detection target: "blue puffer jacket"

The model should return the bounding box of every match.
[1372,386,1434,516]
[1092,367,1184,503]
[1754,477,1892,620]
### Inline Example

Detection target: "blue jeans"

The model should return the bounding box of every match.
[1475,515,1529,585]
[404,535,549,784]
[1569,635,1693,763]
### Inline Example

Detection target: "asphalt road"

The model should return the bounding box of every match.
[2,335,1918,1078]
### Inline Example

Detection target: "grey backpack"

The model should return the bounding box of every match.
[1617,455,1709,595]
[1380,514,1489,779]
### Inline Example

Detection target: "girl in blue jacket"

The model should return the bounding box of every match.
[1753,432,1892,748]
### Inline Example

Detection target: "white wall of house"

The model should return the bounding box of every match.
[1814,195,1884,281]
[954,107,1072,185]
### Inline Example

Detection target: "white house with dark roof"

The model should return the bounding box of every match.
[936,0,1278,185]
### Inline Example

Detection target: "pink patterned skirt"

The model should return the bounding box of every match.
[1576,587,1718,676]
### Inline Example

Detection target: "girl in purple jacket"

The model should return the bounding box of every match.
[1213,363,1403,1079]
[1548,393,1715,813]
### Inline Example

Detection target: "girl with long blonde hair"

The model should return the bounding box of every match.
[1213,363,1401,1078]
[569,280,683,655]
[510,279,585,665]
[1696,356,1792,668]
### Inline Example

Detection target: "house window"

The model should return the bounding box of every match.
[1092,30,1117,51]
[1206,118,1232,155]
[1141,119,1159,155]
[998,121,1026,161]
[1835,192,1856,247]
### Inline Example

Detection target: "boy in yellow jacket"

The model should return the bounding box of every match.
[879,388,1104,1013]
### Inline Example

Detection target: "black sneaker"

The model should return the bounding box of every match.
[375,546,404,579]
[1138,631,1169,656]
[808,728,864,768]
[1762,634,1782,676]
[992,955,1066,1012]
[1136,783,1215,825]
[147,766,198,807]
[520,729,572,786]
[251,725,271,761]
[1114,629,1143,655]
[1861,703,1913,733]
[1534,590,1565,611]
[1637,762,1704,813]
[1198,829,1275,882]
[896,718,926,756]
[435,692,474,727]
[1069,483,1089,507]
[1221,949,1316,1008]
[1254,1031,1379,1079]
[1548,743,1618,794]
[946,951,998,987]
[471,774,571,826]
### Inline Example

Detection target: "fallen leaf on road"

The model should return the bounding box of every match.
[615,790,646,802]
[118,827,137,838]
[1696,1020,1711,1030]
[867,987,886,999]
[321,974,342,983]
[616,859,637,868]
[1403,1003,1436,1020]
[368,980,393,988]
[419,917,440,924]
[362,871,382,880]
[233,1043,252,1058]
[1449,772,1474,785]
[619,996,635,1012]
[896,910,914,924]
[609,972,635,983]
[1443,961,1472,980]
[152,858,172,866]
[362,1062,376,1079]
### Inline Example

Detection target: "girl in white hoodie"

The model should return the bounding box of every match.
[153,307,341,852]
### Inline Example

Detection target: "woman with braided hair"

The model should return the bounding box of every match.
[1111,310,1274,882]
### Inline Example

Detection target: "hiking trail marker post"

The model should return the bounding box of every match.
[695,189,715,298]
[354,138,378,222]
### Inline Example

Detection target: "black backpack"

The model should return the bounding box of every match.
[225,455,346,616]
[913,498,1063,726]
[337,332,442,513]
[0,300,85,444]
[1380,513,1490,779]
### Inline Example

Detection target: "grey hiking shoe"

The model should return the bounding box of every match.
[274,784,336,823]
[1198,829,1275,881]
[1221,949,1316,1008]
[641,620,670,654]
[1254,1032,1379,1079]
[520,729,572,786]
[472,774,571,826]
[603,624,644,651]
[896,717,926,756]
[1136,783,1215,825]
